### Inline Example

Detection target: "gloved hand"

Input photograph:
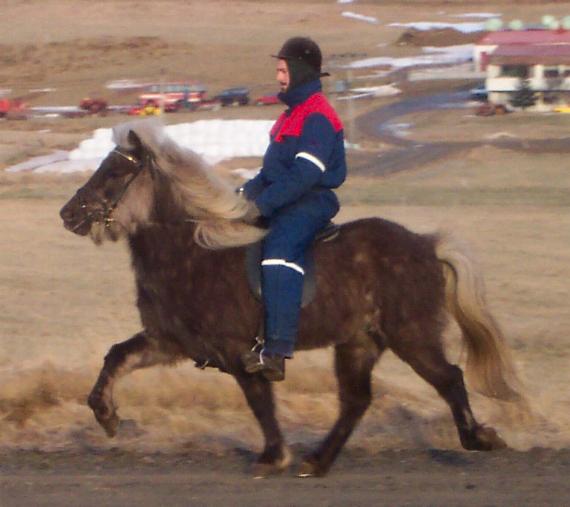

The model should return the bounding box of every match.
[242,201,261,224]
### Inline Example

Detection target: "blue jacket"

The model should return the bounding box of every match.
[243,80,346,218]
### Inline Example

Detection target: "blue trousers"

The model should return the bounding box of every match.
[261,190,339,357]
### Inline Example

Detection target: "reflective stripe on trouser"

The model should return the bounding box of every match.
[260,190,340,358]
[261,262,304,358]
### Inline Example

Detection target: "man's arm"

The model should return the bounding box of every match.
[254,113,336,217]
[240,170,265,201]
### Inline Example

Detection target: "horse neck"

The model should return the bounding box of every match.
[128,171,199,265]
[128,220,199,274]
[147,171,180,222]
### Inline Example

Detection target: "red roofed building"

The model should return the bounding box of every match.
[475,29,570,71]
[476,30,570,111]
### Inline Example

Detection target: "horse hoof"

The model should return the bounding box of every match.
[298,458,327,478]
[464,426,508,451]
[95,412,120,438]
[88,391,120,438]
[298,461,316,478]
[252,447,292,478]
[252,462,283,479]
[476,426,508,450]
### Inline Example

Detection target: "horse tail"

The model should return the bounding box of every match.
[434,231,520,401]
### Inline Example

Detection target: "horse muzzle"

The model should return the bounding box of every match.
[60,200,97,236]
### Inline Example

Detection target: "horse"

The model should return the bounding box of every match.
[59,119,519,477]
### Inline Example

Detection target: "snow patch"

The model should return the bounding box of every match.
[7,120,274,174]
[389,21,486,33]
[348,44,474,70]
[350,84,401,98]
[5,151,69,173]
[342,11,379,24]
[105,79,146,90]
[382,122,412,138]
[451,13,501,19]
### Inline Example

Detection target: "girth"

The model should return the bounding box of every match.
[245,222,340,308]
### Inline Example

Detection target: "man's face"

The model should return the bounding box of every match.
[276,59,290,92]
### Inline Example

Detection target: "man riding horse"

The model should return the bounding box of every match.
[241,37,347,381]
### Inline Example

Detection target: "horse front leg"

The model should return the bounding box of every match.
[234,373,291,477]
[88,331,172,437]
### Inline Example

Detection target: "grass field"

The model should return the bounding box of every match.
[1,140,569,453]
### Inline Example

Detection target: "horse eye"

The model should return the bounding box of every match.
[109,167,129,178]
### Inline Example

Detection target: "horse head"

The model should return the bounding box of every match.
[60,126,156,244]
[60,119,267,248]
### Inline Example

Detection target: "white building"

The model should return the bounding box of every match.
[485,44,570,111]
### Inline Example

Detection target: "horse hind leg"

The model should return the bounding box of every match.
[299,342,381,478]
[390,327,507,451]
[88,331,173,437]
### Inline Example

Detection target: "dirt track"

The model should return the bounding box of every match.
[353,88,570,176]
[2,448,569,506]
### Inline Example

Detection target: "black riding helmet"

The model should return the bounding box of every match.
[273,37,330,91]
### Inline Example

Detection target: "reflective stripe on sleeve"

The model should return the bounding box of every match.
[295,151,325,172]
[261,259,305,275]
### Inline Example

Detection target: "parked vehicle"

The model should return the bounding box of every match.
[0,98,28,118]
[475,102,508,116]
[138,82,207,110]
[128,99,162,116]
[216,87,250,106]
[79,97,108,115]
[254,93,280,106]
[469,86,488,102]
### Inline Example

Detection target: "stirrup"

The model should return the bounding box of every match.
[250,335,264,353]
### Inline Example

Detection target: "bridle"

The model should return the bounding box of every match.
[102,148,151,227]
[73,147,151,232]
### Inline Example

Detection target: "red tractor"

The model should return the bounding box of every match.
[79,97,108,115]
[0,98,28,118]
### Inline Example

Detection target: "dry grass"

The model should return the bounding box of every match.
[402,108,570,143]
[340,145,570,207]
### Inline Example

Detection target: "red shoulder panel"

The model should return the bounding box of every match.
[272,93,343,142]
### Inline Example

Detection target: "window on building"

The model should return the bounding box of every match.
[543,92,560,104]
[544,67,560,79]
[500,65,529,78]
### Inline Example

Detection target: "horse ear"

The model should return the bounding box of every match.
[127,130,144,155]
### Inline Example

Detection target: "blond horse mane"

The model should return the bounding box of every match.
[112,118,267,249]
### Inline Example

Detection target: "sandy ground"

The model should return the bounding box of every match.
[2,448,569,507]
[2,1,570,505]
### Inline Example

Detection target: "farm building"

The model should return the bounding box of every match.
[474,30,570,72]
[475,30,570,111]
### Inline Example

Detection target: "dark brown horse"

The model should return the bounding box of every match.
[60,119,519,477]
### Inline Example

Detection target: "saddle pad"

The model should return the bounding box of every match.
[245,223,340,307]
[245,242,316,308]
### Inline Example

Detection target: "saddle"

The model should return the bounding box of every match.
[245,222,340,308]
